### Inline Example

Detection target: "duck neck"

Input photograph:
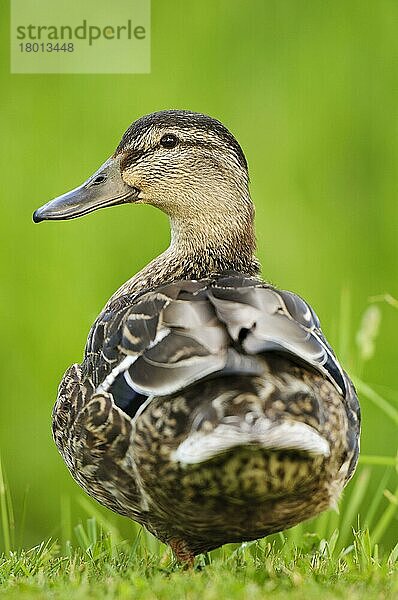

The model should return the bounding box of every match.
[107,196,259,304]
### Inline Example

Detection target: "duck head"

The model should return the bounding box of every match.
[33,110,253,230]
[33,110,258,272]
[34,110,260,293]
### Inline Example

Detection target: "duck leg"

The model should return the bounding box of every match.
[169,538,195,568]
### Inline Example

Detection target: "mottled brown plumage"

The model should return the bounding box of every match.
[34,110,360,564]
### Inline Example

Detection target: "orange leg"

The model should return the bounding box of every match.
[169,538,195,568]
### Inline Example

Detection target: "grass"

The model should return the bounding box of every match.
[0,298,397,598]
[0,525,397,599]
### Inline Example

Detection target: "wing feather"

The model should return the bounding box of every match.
[83,274,353,414]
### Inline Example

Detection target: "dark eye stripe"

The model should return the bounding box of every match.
[120,148,149,170]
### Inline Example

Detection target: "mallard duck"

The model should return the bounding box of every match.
[33,110,360,565]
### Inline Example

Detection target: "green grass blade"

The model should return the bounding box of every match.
[4,472,14,551]
[359,455,397,467]
[338,468,371,550]
[338,287,351,365]
[371,483,398,545]
[78,495,122,544]
[369,294,398,310]
[0,456,11,555]
[60,495,72,553]
[353,378,398,425]
[312,509,330,540]
[74,523,91,552]
[17,486,29,550]
[87,517,98,547]
[355,304,381,376]
[388,541,398,565]
[364,469,391,530]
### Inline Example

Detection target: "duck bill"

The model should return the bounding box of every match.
[33,156,137,223]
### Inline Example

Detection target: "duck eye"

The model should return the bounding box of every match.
[92,174,107,185]
[160,134,178,149]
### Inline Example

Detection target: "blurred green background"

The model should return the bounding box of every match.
[1,1,397,551]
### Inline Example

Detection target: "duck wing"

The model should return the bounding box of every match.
[83,274,357,426]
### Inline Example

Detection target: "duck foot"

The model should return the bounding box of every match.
[169,538,195,568]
